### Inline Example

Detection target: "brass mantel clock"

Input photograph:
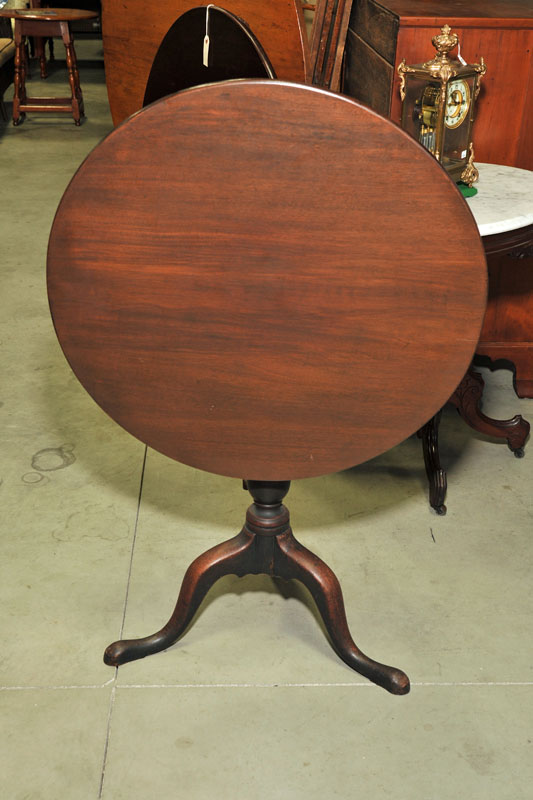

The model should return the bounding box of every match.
[398,25,486,185]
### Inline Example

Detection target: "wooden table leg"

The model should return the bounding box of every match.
[104,481,410,695]
[418,411,447,515]
[450,368,530,456]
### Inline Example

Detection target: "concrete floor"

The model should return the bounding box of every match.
[1,40,532,800]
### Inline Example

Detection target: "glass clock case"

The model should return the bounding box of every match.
[398,26,486,185]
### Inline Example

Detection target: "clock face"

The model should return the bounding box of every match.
[445,79,470,129]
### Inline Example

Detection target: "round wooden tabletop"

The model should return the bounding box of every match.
[0,8,98,21]
[47,81,487,480]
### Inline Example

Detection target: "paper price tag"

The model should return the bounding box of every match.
[203,5,213,67]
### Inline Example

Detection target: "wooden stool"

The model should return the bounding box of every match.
[47,82,487,694]
[0,7,98,125]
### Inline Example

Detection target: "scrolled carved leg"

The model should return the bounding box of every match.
[451,368,530,455]
[418,411,447,515]
[104,529,255,666]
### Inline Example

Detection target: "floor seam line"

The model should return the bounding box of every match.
[98,678,117,799]
[1,680,115,691]
[2,680,533,691]
[117,445,148,641]
[109,680,533,689]
[96,446,146,798]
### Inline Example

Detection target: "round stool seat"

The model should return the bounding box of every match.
[47,80,487,480]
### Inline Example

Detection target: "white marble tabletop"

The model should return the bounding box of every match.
[464,162,533,237]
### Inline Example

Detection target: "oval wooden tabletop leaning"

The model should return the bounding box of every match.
[102,0,309,125]
[47,80,487,481]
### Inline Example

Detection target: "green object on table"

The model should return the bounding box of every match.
[458,183,478,197]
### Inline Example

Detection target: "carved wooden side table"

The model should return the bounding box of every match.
[0,7,98,125]
[420,164,532,514]
[47,81,487,694]
[471,164,533,398]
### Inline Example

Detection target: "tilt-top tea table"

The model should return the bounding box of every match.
[47,81,487,694]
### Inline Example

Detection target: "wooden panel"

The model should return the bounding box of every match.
[477,245,533,398]
[376,0,533,23]
[480,250,533,344]
[48,81,486,480]
[102,0,309,125]
[516,67,533,170]
[309,0,354,91]
[348,0,399,63]
[343,29,394,116]
[390,25,533,167]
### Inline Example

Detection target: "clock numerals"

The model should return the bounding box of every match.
[445,79,470,129]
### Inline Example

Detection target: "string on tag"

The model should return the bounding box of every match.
[457,40,467,66]
[203,4,213,67]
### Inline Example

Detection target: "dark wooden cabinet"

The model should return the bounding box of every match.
[343,0,533,170]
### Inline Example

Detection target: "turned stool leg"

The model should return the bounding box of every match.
[34,36,48,79]
[60,21,83,125]
[12,27,26,126]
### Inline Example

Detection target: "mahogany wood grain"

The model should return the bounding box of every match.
[47,80,487,481]
[102,0,309,125]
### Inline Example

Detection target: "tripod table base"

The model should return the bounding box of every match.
[104,481,410,696]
